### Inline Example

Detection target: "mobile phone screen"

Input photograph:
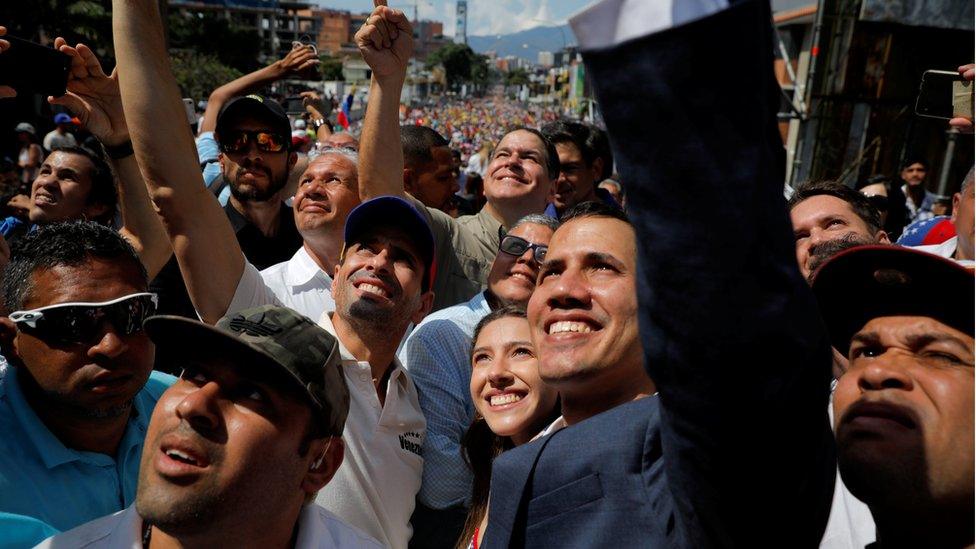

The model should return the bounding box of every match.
[0,36,71,97]
[915,70,961,120]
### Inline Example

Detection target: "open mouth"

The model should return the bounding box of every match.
[164,448,202,466]
[33,192,56,206]
[507,270,536,284]
[487,391,527,408]
[354,280,392,299]
[546,320,597,335]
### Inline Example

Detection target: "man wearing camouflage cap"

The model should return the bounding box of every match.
[39,305,383,548]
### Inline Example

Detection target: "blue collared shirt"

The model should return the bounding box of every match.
[0,367,175,532]
[398,291,492,509]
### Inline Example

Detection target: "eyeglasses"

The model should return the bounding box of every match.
[218,130,288,154]
[499,234,548,263]
[9,292,158,345]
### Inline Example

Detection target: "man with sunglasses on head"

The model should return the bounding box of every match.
[398,213,558,546]
[0,222,175,533]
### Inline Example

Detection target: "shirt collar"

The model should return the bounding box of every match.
[284,246,333,287]
[223,200,249,233]
[476,205,505,241]
[3,367,151,469]
[316,312,405,383]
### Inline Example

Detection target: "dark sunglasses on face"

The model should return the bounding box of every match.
[219,130,289,154]
[9,292,159,345]
[499,234,548,263]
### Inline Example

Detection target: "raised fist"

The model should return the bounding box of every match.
[355,0,413,81]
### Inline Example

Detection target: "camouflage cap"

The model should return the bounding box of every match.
[144,305,349,436]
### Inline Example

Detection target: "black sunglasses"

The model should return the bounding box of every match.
[499,234,548,263]
[9,293,158,346]
[219,130,289,154]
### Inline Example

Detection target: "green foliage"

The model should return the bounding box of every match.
[426,43,485,91]
[505,67,530,87]
[320,55,344,81]
[0,0,114,58]
[170,50,242,102]
[167,10,262,74]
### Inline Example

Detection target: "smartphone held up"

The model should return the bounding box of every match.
[915,69,974,121]
[0,35,71,97]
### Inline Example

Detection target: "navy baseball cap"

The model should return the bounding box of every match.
[811,245,974,354]
[215,94,291,143]
[343,196,436,292]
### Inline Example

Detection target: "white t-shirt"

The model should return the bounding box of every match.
[36,503,384,548]
[226,246,335,321]
[314,313,426,549]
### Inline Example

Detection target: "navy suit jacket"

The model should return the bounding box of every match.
[483,1,835,547]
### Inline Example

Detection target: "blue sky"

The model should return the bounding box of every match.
[315,0,594,37]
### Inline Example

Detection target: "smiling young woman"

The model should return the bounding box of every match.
[456,306,560,549]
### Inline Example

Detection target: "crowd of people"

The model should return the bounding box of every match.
[0,0,972,548]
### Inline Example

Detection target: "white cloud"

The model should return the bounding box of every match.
[419,0,588,38]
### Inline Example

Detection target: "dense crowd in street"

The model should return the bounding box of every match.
[0,1,972,548]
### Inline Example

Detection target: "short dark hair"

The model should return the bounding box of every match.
[400,125,449,170]
[540,120,613,179]
[471,305,527,357]
[901,157,928,170]
[559,200,631,226]
[501,127,560,181]
[51,146,119,224]
[787,180,882,233]
[3,221,146,311]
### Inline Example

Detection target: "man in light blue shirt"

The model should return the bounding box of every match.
[0,222,175,532]
[399,213,557,546]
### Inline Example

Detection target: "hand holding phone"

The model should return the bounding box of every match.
[0,27,15,98]
[0,31,71,97]
[949,63,974,134]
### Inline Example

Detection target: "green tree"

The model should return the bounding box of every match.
[425,43,479,91]
[167,10,262,73]
[0,0,114,58]
[505,67,530,87]
[320,55,344,81]
[170,50,242,102]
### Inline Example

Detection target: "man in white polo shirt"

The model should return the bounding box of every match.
[314,196,434,549]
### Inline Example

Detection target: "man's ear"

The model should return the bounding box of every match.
[590,157,605,182]
[952,192,962,224]
[403,168,416,194]
[876,229,891,245]
[83,202,110,222]
[330,264,341,301]
[302,437,344,496]
[410,290,434,325]
[0,317,23,368]
[287,151,298,171]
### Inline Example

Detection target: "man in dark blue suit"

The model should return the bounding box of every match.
[482,0,836,547]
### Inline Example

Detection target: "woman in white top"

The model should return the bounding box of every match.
[15,122,42,184]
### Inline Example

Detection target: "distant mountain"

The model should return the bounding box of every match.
[468,25,575,64]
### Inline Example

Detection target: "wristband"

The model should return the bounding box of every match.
[103,139,134,160]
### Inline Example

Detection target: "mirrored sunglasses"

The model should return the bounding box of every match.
[219,130,288,154]
[9,292,159,345]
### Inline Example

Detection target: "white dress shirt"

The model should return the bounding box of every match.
[314,313,426,549]
[226,246,335,321]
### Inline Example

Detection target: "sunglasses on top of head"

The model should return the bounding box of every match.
[499,234,548,263]
[219,130,289,154]
[9,292,159,346]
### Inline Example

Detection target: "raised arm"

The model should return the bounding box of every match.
[198,44,319,134]
[112,0,244,323]
[355,0,412,200]
[571,0,833,544]
[48,39,172,279]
